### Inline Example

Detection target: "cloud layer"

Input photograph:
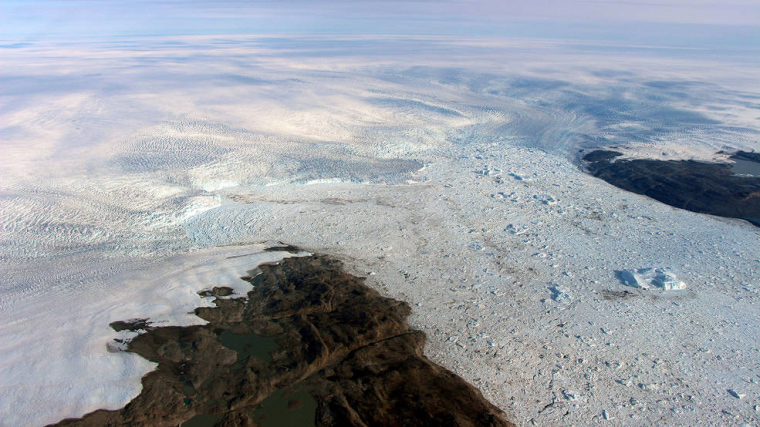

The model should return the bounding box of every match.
[3,0,760,44]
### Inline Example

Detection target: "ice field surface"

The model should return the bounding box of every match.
[1,36,760,425]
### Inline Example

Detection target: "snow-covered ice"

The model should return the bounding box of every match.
[1,36,760,426]
[0,245,303,426]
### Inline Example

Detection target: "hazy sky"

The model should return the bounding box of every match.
[2,0,760,47]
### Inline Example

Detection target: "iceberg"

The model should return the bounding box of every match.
[620,268,686,290]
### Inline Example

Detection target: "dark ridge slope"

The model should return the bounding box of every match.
[583,150,760,227]
[51,255,513,427]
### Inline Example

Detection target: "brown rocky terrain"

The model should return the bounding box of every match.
[582,150,760,227]
[50,255,513,427]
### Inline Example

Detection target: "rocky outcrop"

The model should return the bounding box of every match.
[582,150,760,227]
[51,255,513,427]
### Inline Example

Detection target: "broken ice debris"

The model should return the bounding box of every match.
[619,268,686,290]
[534,194,558,205]
[549,284,573,303]
[562,390,579,401]
[475,165,501,176]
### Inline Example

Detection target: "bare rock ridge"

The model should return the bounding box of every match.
[582,150,760,227]
[50,255,513,427]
